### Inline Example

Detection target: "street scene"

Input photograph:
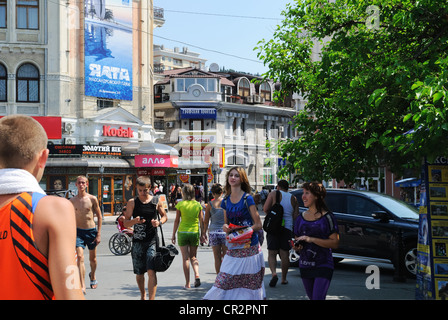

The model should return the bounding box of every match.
[83,209,416,301]
[1,0,448,303]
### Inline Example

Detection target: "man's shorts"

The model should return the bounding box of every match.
[177,231,199,247]
[266,228,294,251]
[76,228,98,250]
[131,241,157,274]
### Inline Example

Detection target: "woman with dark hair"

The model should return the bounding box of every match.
[293,182,339,300]
[204,167,265,300]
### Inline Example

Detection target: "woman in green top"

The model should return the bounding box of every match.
[172,184,204,289]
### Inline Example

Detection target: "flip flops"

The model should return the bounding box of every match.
[89,272,98,289]
[269,275,278,287]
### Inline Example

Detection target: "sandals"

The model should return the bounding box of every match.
[269,275,278,287]
[194,278,201,288]
[89,272,98,289]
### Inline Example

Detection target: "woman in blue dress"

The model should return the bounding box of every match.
[203,167,265,300]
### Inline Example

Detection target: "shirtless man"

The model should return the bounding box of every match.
[70,175,102,294]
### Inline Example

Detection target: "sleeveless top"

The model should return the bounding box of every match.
[209,199,225,232]
[279,190,294,231]
[132,196,159,243]
[0,192,55,300]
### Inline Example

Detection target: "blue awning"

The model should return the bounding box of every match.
[394,178,421,188]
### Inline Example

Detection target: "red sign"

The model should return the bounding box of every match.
[135,155,178,168]
[0,116,62,139]
[152,169,166,176]
[179,174,189,183]
[102,125,134,138]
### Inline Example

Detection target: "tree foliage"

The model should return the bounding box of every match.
[256,0,448,183]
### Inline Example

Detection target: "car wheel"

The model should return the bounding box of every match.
[403,245,417,278]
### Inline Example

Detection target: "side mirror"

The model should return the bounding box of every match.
[372,210,389,222]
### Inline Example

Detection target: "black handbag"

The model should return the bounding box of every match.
[153,211,178,272]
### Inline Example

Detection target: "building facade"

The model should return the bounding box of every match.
[154,67,298,191]
[0,1,175,214]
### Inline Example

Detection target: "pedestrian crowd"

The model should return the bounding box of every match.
[0,114,340,301]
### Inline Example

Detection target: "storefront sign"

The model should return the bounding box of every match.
[135,155,178,168]
[1,116,62,139]
[181,147,213,157]
[48,144,122,156]
[179,131,216,147]
[102,125,134,138]
[152,169,166,176]
[180,108,217,119]
[179,174,189,183]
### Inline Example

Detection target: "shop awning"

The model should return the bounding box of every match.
[394,178,421,188]
[103,142,178,156]
[46,157,131,168]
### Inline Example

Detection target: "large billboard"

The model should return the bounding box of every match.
[84,0,133,100]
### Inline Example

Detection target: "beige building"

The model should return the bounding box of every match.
[0,1,172,215]
[153,44,207,73]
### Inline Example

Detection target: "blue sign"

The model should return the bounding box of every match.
[84,0,133,101]
[180,108,217,119]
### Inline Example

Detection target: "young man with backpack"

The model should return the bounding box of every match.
[263,180,299,287]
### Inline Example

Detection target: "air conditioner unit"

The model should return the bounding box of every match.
[63,122,75,134]
[253,95,263,104]
[245,95,254,104]
[64,138,77,145]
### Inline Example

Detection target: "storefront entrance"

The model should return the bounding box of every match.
[89,174,135,216]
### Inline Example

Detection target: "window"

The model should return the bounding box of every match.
[97,99,114,109]
[238,78,250,97]
[347,196,382,217]
[0,64,6,102]
[175,78,217,92]
[17,0,38,29]
[260,82,271,101]
[0,0,6,28]
[16,63,39,102]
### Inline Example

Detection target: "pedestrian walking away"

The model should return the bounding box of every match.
[293,182,339,300]
[203,183,227,274]
[124,176,167,300]
[0,115,84,300]
[203,166,265,300]
[172,183,204,289]
[70,175,102,294]
[263,180,299,287]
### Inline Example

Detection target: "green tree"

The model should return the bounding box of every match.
[256,0,448,183]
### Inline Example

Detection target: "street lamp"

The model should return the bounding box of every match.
[99,164,104,217]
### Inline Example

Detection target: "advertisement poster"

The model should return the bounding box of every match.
[84,0,133,100]
[416,163,448,299]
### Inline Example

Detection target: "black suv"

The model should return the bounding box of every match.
[290,189,419,278]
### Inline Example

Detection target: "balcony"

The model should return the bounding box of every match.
[154,7,165,27]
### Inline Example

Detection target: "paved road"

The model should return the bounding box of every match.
[82,210,416,301]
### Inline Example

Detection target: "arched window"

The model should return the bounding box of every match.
[260,82,271,101]
[238,78,250,97]
[17,63,39,102]
[0,63,6,102]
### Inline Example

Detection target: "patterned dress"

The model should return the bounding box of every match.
[203,193,265,300]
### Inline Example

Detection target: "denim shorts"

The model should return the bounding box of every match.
[131,241,157,274]
[76,228,98,250]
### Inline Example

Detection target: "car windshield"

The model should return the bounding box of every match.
[370,194,419,219]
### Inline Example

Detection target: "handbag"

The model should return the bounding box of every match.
[153,211,178,272]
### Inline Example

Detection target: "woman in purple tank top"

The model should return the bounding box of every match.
[293,182,339,300]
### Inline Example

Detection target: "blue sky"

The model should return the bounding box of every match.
[153,0,292,75]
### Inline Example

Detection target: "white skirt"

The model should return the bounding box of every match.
[203,245,266,300]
